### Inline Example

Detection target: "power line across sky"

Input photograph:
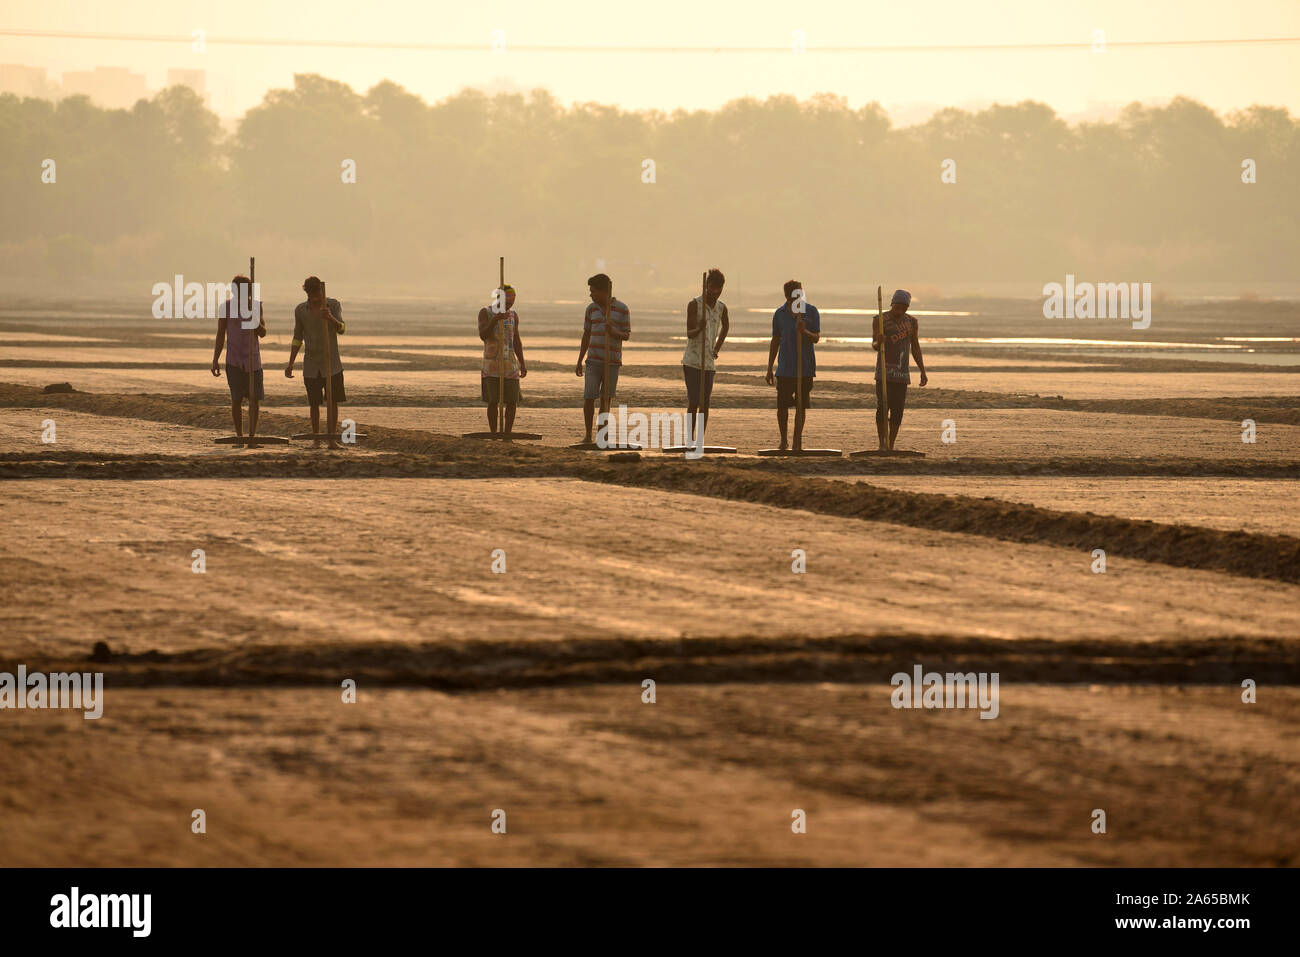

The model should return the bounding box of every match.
[2,28,1299,53]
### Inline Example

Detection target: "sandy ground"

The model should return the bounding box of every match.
[0,408,393,456]
[0,365,764,403]
[340,405,1298,461]
[376,346,1107,369]
[5,478,1300,663]
[3,474,1297,866]
[6,404,1294,493]
[3,363,1294,401]
[773,365,1294,391]
[8,331,1293,403]
[818,370,1299,398]
[2,305,1298,868]
[0,408,215,454]
[0,346,406,365]
[3,685,1296,867]
[0,333,115,344]
[842,476,1300,538]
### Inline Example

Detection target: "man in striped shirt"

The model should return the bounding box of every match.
[575,272,631,444]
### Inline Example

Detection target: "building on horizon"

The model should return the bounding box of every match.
[0,64,55,99]
[61,66,148,109]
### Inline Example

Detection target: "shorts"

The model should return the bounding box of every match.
[683,365,715,407]
[584,360,621,401]
[226,364,264,403]
[305,371,346,406]
[875,379,908,428]
[776,375,813,411]
[482,377,522,405]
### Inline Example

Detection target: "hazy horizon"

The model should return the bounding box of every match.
[3,1,1297,298]
[1,0,1297,119]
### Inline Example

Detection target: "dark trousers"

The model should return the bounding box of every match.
[875,379,908,431]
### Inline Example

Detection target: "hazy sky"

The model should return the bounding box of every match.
[2,0,1297,120]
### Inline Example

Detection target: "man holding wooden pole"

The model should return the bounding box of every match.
[765,279,820,452]
[873,288,927,451]
[286,276,346,450]
[210,266,266,441]
[496,258,506,434]
[683,268,729,447]
[575,273,630,446]
[477,271,527,435]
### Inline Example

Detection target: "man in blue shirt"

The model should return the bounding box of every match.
[765,279,820,451]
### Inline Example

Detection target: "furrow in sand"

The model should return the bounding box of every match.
[12,633,1300,690]
[2,384,1297,584]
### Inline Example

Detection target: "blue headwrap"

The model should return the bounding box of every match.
[891,289,912,306]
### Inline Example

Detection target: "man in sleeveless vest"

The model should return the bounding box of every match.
[682,268,730,445]
[477,283,528,434]
[873,288,928,450]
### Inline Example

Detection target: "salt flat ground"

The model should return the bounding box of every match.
[6,685,1297,867]
[837,476,1300,538]
[1,300,1297,866]
[2,474,1297,866]
[6,478,1299,661]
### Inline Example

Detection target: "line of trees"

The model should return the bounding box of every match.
[1,76,1296,294]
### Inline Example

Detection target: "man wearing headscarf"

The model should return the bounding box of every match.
[873,289,928,450]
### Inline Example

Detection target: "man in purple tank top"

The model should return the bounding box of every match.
[210,274,267,438]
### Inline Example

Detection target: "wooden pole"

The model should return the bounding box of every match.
[247,256,256,439]
[498,256,506,435]
[698,271,707,445]
[322,279,333,439]
[877,284,890,450]
[602,282,612,419]
[795,289,803,441]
